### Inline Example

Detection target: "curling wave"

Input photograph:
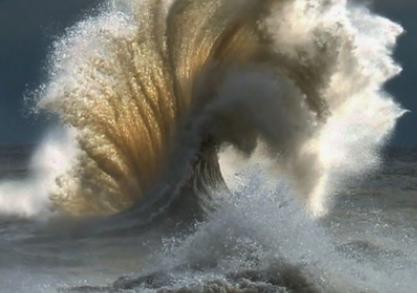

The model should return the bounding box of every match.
[2,0,404,218]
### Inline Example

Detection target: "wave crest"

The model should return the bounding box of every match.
[30,0,404,217]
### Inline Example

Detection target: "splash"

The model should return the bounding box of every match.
[0,0,404,218]
[67,159,416,292]
[0,128,77,218]
[152,167,400,292]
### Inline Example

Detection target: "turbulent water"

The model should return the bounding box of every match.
[1,146,417,292]
[0,0,413,292]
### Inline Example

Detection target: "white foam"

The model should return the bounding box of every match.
[0,128,78,218]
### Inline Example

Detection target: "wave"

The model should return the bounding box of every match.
[1,0,404,219]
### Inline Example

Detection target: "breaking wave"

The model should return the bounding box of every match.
[1,0,404,219]
[0,1,413,292]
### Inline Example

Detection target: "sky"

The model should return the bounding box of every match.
[0,0,415,146]
[371,0,417,146]
[0,0,100,144]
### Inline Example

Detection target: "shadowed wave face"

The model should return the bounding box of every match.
[23,0,402,218]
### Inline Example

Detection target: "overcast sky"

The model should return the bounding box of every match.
[0,0,416,145]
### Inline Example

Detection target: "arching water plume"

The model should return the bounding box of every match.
[0,0,404,219]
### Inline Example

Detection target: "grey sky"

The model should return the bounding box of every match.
[0,0,100,144]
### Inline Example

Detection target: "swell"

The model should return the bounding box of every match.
[30,0,404,219]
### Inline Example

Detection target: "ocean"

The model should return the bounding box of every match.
[0,145,416,292]
[0,0,413,292]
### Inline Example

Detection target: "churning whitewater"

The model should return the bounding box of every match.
[0,0,410,292]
